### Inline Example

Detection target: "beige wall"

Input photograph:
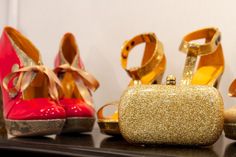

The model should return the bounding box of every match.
[0,0,7,31]
[0,0,236,110]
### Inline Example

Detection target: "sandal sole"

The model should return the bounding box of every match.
[61,117,95,134]
[224,123,236,139]
[5,119,65,137]
[97,121,120,135]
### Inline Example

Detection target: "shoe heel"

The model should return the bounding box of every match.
[0,89,6,136]
[152,72,164,84]
[224,123,236,139]
[61,117,95,134]
[213,75,222,89]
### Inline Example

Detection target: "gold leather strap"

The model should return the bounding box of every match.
[179,28,222,85]
[97,101,119,122]
[121,33,164,80]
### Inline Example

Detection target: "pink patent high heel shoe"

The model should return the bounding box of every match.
[54,33,99,133]
[0,27,66,136]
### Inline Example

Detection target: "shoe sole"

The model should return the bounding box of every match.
[61,117,95,134]
[224,123,236,139]
[5,119,65,137]
[97,121,120,135]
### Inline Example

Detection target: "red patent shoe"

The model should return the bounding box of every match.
[0,27,66,136]
[54,33,99,133]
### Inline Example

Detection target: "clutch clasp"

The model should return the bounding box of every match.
[166,75,176,85]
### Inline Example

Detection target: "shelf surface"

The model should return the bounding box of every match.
[0,128,235,157]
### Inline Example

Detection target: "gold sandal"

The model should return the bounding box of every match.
[224,80,236,139]
[179,27,224,87]
[97,33,166,135]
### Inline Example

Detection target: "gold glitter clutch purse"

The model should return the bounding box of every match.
[119,28,224,146]
[119,83,224,146]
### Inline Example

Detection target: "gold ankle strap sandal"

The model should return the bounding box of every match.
[179,27,224,87]
[121,33,166,85]
[97,33,166,135]
[119,28,224,146]
[224,80,236,139]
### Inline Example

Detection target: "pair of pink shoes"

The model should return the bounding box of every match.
[0,27,99,136]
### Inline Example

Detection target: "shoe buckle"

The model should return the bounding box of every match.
[187,43,200,55]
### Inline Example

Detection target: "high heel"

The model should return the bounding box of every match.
[97,33,166,135]
[224,80,236,139]
[179,27,226,141]
[0,27,66,136]
[0,90,6,136]
[54,33,99,134]
[179,27,224,87]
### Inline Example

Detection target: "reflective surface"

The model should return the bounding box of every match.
[0,127,235,157]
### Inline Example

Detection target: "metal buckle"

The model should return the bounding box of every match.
[187,43,200,55]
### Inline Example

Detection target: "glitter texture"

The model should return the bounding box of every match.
[180,52,197,85]
[119,85,224,146]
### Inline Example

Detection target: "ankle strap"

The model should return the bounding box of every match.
[121,33,164,80]
[179,28,221,55]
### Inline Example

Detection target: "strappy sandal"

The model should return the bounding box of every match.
[179,27,224,87]
[97,33,166,135]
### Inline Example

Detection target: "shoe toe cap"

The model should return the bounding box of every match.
[7,98,66,120]
[60,98,95,118]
